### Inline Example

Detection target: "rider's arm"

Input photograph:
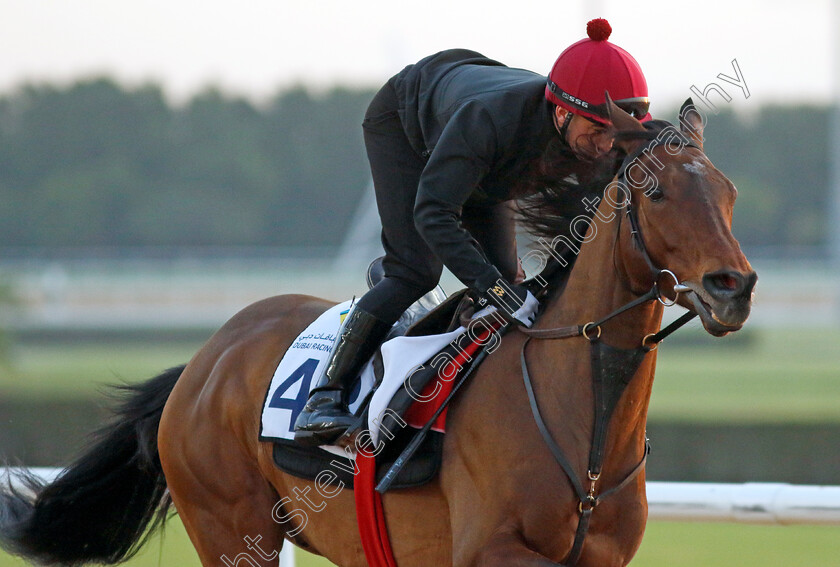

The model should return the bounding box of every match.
[413,100,507,294]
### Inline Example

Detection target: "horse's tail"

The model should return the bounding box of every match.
[0,364,184,566]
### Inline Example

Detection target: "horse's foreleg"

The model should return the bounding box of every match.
[463,530,569,567]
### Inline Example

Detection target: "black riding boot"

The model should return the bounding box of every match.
[293,307,392,446]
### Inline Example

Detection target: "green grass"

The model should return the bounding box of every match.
[1,517,838,566]
[0,343,201,399]
[650,328,840,423]
[0,515,334,567]
[636,522,840,566]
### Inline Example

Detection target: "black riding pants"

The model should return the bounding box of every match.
[355,79,520,324]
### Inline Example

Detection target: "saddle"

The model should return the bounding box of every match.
[271,254,576,490]
[271,259,473,490]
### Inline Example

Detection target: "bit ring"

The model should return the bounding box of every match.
[656,269,681,307]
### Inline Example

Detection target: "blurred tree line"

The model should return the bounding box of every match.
[0,78,830,252]
[704,105,828,250]
[0,79,374,249]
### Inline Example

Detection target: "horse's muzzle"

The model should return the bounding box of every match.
[681,270,757,336]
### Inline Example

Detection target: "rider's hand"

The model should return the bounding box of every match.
[481,283,539,328]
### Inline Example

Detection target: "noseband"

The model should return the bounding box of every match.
[518,134,701,565]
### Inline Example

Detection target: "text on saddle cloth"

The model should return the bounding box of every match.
[259,299,498,453]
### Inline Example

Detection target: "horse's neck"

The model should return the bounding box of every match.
[544,210,662,343]
[536,204,664,469]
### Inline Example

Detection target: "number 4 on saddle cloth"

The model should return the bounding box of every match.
[260,258,515,491]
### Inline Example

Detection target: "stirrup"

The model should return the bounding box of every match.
[294,389,356,446]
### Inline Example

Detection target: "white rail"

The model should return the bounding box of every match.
[3,469,840,565]
[5,470,839,527]
[646,481,840,525]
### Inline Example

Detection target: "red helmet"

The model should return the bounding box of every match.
[545,19,650,124]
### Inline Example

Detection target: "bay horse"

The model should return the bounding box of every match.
[0,98,755,567]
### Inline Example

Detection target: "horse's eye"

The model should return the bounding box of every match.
[648,187,665,202]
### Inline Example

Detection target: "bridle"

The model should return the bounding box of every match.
[521,135,701,344]
[518,133,701,565]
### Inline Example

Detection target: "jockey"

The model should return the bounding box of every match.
[294,19,651,446]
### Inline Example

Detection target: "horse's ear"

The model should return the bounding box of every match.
[679,98,705,150]
[605,91,644,152]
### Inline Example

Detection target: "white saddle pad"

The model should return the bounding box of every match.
[259,300,471,454]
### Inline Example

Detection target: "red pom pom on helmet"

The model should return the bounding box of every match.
[586,18,612,41]
[545,17,649,124]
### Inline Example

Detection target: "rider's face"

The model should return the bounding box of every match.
[555,107,614,161]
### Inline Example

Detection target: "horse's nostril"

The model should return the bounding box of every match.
[703,270,749,299]
[715,274,739,291]
[702,270,757,300]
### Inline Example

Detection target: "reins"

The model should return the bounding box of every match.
[517,136,700,565]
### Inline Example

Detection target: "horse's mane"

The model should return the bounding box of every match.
[516,119,673,240]
[517,120,675,301]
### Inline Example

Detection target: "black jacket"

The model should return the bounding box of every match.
[391,49,559,293]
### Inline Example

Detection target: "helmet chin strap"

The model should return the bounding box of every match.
[554,109,574,146]
[555,109,599,163]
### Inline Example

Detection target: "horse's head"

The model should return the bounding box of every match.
[607,95,756,337]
